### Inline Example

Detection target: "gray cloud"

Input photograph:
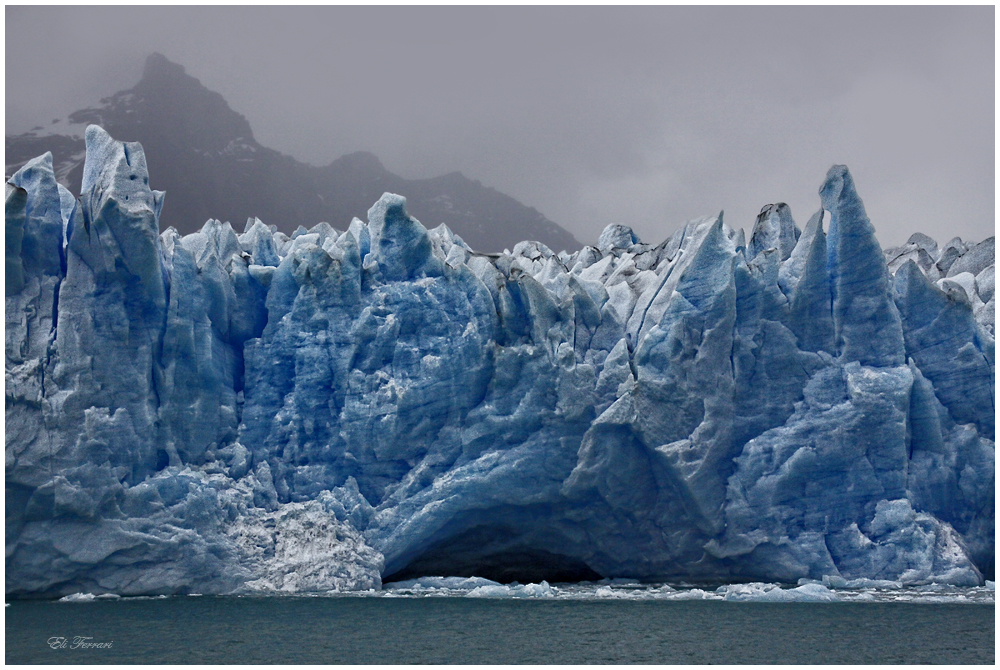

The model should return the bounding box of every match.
[6,6,994,248]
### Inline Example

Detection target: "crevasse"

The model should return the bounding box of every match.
[5,126,994,597]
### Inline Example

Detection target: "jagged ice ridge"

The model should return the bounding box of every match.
[5,126,994,597]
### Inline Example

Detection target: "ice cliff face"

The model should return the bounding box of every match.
[6,126,995,597]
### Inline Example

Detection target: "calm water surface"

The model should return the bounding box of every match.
[6,595,994,664]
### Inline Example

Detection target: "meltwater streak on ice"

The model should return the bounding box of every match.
[5,126,995,598]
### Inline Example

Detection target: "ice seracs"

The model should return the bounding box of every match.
[5,127,995,597]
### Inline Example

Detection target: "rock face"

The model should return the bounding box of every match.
[5,127,995,597]
[5,53,579,253]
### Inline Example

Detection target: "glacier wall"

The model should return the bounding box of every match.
[5,126,995,597]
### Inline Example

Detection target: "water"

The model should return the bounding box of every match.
[6,584,995,664]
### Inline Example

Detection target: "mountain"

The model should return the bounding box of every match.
[5,53,579,253]
[5,126,994,596]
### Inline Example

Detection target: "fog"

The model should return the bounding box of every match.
[6,6,994,247]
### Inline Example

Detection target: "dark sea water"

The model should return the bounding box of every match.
[6,594,994,664]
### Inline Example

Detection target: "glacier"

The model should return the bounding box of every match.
[5,125,994,597]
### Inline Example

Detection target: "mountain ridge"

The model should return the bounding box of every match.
[5,53,580,253]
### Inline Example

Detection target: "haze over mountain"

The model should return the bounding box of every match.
[8,7,994,251]
[5,53,579,253]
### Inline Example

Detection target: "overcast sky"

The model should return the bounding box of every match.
[6,6,995,248]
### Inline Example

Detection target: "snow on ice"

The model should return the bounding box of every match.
[6,126,994,597]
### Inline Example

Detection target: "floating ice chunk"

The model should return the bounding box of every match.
[718,582,837,602]
[664,589,717,600]
[386,576,502,591]
[821,575,902,590]
[467,581,555,598]
[59,593,97,602]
